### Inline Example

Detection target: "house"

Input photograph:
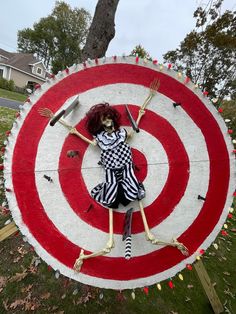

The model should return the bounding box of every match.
[0,48,48,90]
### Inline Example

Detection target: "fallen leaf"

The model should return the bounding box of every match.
[3,299,9,311]
[9,269,28,282]
[0,276,7,288]
[72,288,78,295]
[17,245,28,257]
[9,299,24,309]
[187,285,194,289]
[21,284,33,293]
[223,277,232,287]
[13,256,21,263]
[28,265,38,274]
[224,287,235,299]
[24,300,40,311]
[40,292,51,300]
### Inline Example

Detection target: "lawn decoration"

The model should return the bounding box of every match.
[3,56,236,290]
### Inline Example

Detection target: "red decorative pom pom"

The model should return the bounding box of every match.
[232,149,236,154]
[6,188,12,192]
[47,265,52,271]
[65,68,69,74]
[50,74,55,79]
[83,62,87,68]
[168,63,172,69]
[143,287,149,295]
[168,280,174,289]
[233,191,236,197]
[199,249,205,255]
[228,129,233,134]
[5,131,11,136]
[0,164,4,171]
[1,147,5,153]
[14,231,20,237]
[218,108,223,113]
[34,84,41,90]
[135,56,139,63]
[0,207,9,215]
[228,213,233,219]
[184,77,190,84]
[186,264,193,270]
[153,60,158,65]
[95,58,99,65]
[203,91,209,96]
[221,230,228,236]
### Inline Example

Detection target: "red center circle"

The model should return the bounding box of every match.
[131,148,148,183]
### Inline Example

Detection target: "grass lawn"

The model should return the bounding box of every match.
[0,107,235,313]
[0,88,26,103]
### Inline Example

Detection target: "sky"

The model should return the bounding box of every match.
[0,0,235,62]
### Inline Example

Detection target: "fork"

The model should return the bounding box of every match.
[136,78,160,126]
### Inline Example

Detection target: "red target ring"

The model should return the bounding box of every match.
[6,59,234,289]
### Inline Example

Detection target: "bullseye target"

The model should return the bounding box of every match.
[4,57,236,290]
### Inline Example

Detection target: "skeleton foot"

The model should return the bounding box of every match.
[172,238,189,256]
[74,249,85,272]
[104,237,115,252]
[73,239,115,273]
[145,232,188,256]
[145,231,160,244]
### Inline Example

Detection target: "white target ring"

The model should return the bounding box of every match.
[4,57,236,289]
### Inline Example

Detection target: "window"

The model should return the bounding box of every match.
[27,81,37,91]
[0,69,3,77]
[36,67,42,75]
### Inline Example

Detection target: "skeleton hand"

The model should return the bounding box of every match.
[172,238,189,256]
[38,108,54,119]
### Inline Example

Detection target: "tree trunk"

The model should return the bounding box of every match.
[82,0,120,60]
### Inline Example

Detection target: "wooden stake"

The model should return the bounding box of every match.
[194,259,224,314]
[0,221,18,241]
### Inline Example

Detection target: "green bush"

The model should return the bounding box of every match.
[0,77,15,91]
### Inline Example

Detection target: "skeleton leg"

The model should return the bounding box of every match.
[74,207,115,272]
[138,200,188,256]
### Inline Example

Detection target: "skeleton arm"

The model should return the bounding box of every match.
[136,78,160,127]
[69,127,97,146]
[38,108,97,146]
[126,79,160,141]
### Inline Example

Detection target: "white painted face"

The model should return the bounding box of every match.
[101,115,114,129]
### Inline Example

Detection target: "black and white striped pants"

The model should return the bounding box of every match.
[91,163,145,208]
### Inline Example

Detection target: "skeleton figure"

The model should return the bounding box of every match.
[86,103,146,208]
[39,79,188,273]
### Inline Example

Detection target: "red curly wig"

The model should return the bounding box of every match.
[85,103,121,135]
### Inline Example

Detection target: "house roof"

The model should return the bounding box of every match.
[0,48,13,59]
[0,48,47,78]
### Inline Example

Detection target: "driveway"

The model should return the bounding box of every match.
[0,97,23,110]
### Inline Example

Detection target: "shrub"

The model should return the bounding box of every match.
[0,78,15,91]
